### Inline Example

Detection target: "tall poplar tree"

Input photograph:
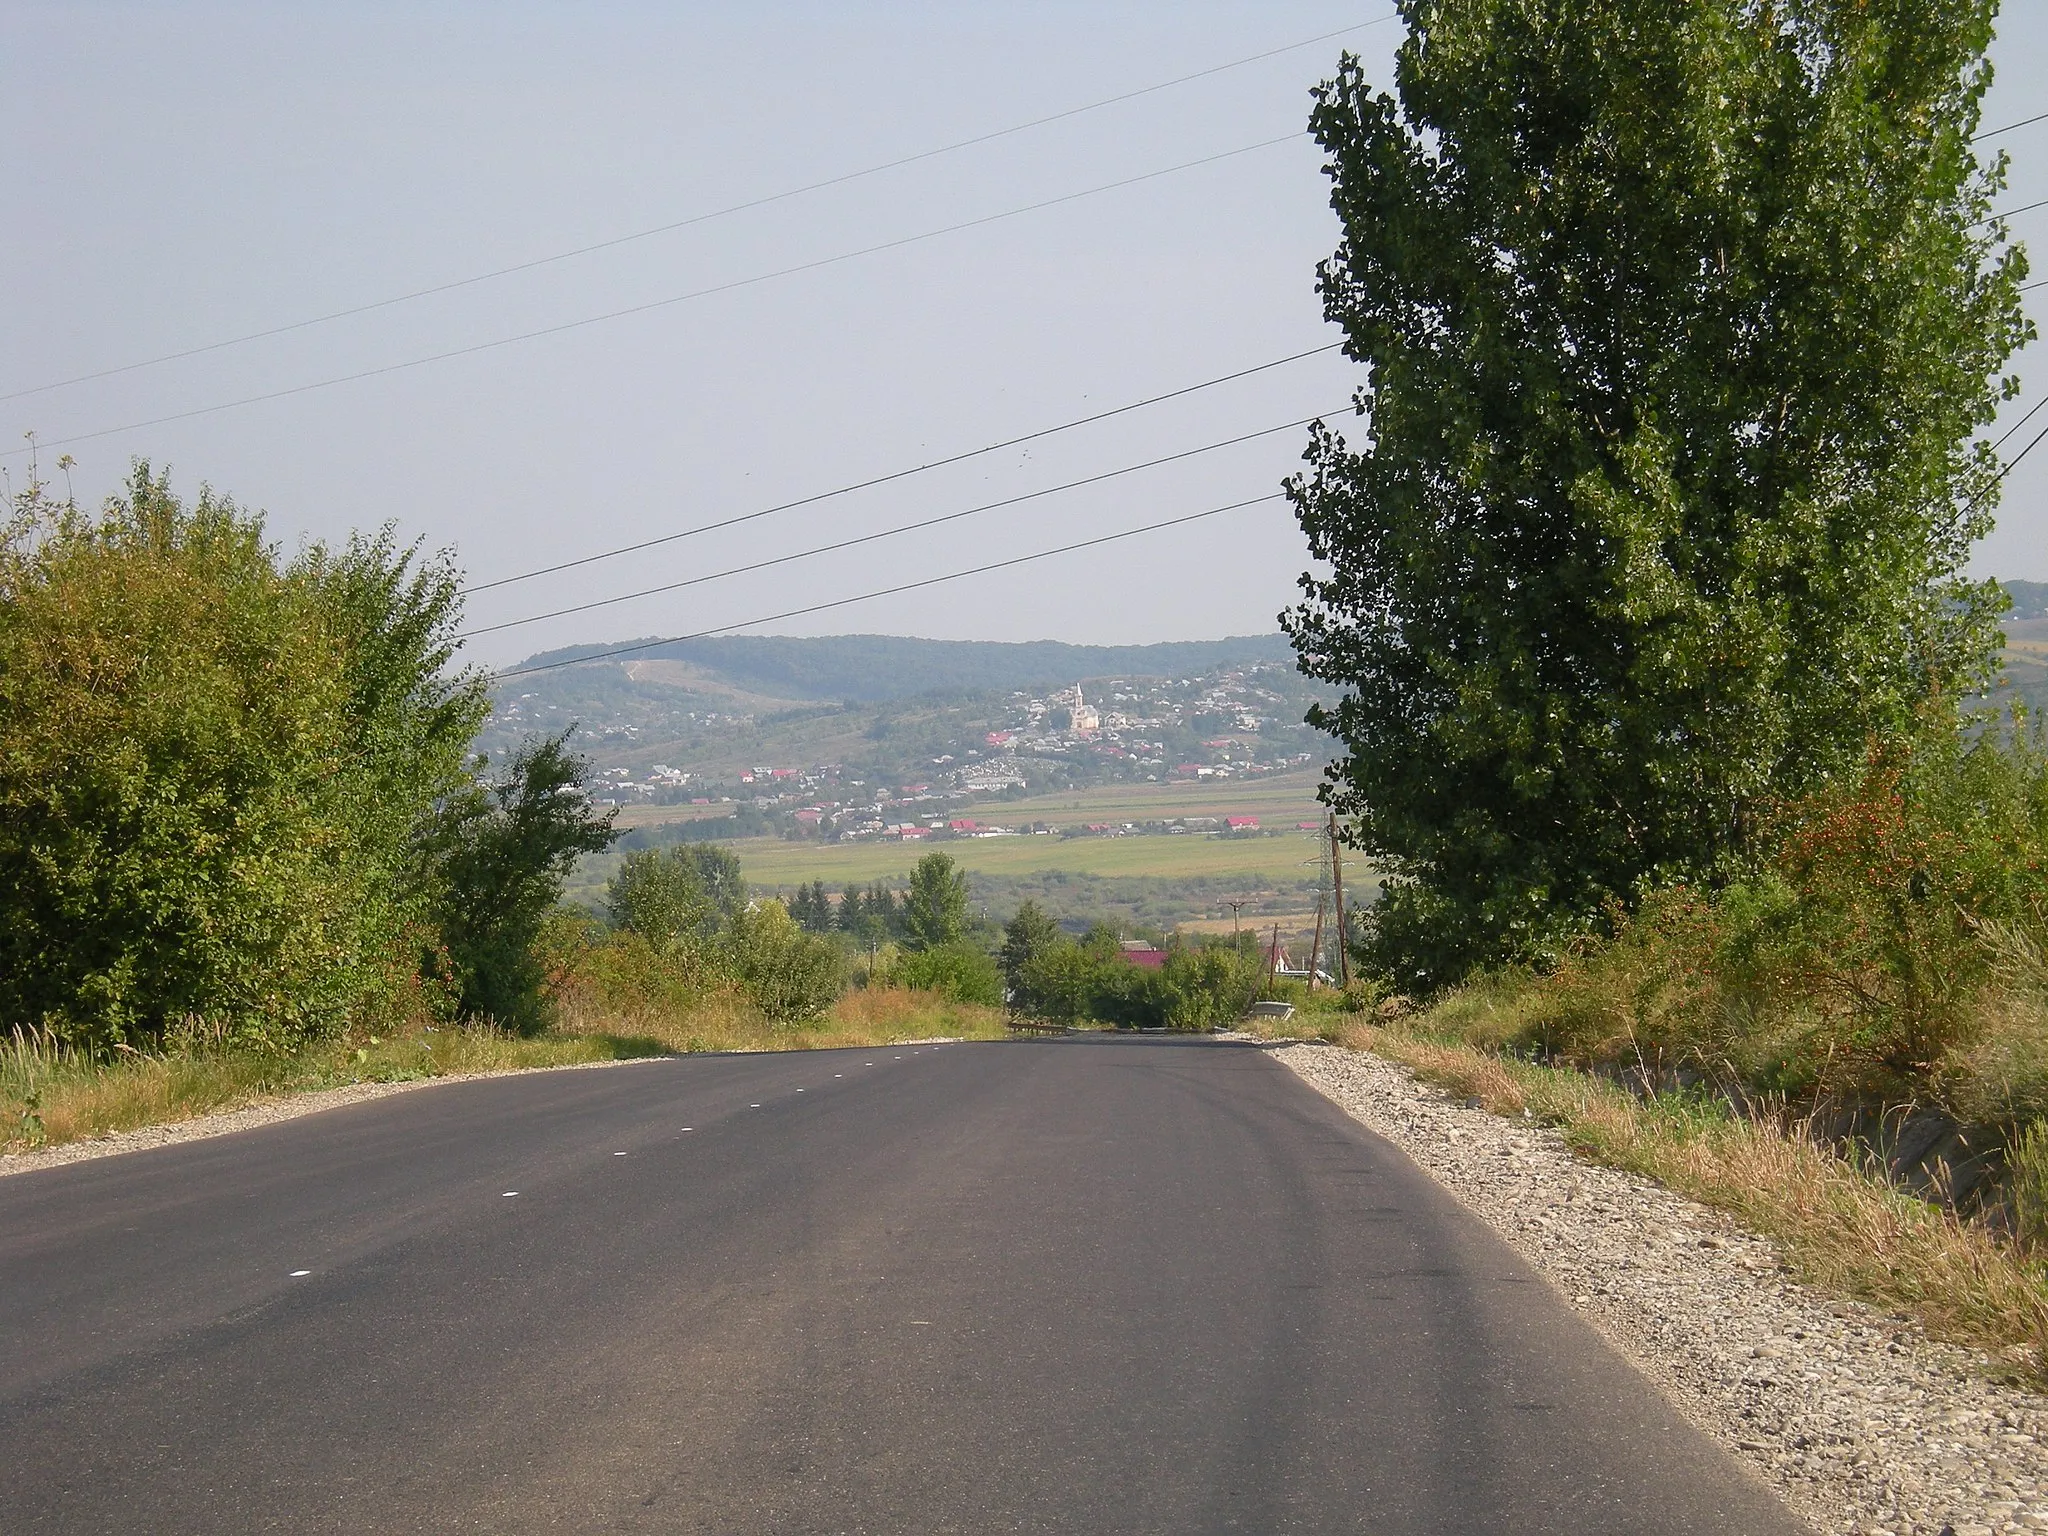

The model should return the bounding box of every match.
[1284,0,2032,988]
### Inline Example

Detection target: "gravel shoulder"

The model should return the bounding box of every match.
[1274,1039,2048,1536]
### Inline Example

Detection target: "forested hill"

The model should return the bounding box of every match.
[2006,580,2048,622]
[511,633,1299,704]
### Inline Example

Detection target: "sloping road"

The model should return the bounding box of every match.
[0,1036,1802,1533]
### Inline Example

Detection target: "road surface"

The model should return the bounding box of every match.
[0,1035,1802,1533]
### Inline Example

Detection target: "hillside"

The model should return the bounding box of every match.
[477,632,1336,815]
[509,632,1299,705]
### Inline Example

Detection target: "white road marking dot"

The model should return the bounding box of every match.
[289,1270,311,1277]
[910,1320,932,1326]
[796,1088,805,1092]
[502,1191,518,1197]
[833,1074,842,1078]
[613,1151,627,1156]
[750,1103,761,1108]
[681,1127,694,1132]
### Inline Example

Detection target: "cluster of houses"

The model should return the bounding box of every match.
[553,661,1329,829]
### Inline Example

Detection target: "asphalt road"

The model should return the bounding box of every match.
[0,1036,1803,1534]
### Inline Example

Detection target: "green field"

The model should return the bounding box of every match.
[731,829,1329,888]
[609,770,1329,835]
[964,771,1327,829]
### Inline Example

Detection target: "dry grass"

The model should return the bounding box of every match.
[2,986,1008,1156]
[1251,1013,2048,1380]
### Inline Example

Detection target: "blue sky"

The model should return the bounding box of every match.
[4,3,2045,667]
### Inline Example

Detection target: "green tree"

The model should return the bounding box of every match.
[682,844,749,929]
[894,941,1004,1006]
[723,900,847,1023]
[903,852,971,950]
[425,734,617,1033]
[1000,901,1063,1000]
[791,879,835,933]
[0,466,488,1050]
[1284,2,2031,990]
[607,848,715,950]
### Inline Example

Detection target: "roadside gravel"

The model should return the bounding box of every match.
[1274,1039,2048,1536]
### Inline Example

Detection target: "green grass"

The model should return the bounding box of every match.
[607,770,1329,835]
[919,772,1328,829]
[731,828,1330,887]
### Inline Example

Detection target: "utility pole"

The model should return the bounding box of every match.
[1328,813,1351,988]
[1306,894,1327,992]
[1227,898,1247,939]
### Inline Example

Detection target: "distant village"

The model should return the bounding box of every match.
[489,661,1328,844]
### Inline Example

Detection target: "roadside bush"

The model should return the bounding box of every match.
[608,844,745,950]
[1010,926,1256,1031]
[1418,711,2048,1116]
[421,734,617,1034]
[0,466,489,1052]
[894,942,1003,1006]
[1157,940,1263,1031]
[538,909,710,1022]
[722,901,847,1024]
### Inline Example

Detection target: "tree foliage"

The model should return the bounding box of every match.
[1283,1,2031,991]
[894,941,1005,1006]
[425,734,617,1034]
[1009,926,1263,1030]
[999,900,1064,999]
[903,852,971,950]
[0,466,490,1049]
[721,900,848,1023]
[608,843,748,951]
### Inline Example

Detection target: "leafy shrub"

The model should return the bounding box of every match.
[1011,927,1257,1030]
[422,735,617,1035]
[894,942,1003,1006]
[1425,712,2048,1112]
[0,467,489,1051]
[723,901,847,1024]
[608,844,746,949]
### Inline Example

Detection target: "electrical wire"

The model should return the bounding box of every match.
[4,133,1306,459]
[460,408,1344,638]
[1978,110,2048,144]
[491,492,1284,679]
[1987,197,2048,224]
[466,343,1343,593]
[1992,392,2048,453]
[0,13,1398,406]
[1986,417,2048,496]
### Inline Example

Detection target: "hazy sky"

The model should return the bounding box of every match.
[6,3,2047,669]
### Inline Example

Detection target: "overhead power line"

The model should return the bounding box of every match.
[467,343,1343,593]
[1982,418,2048,501]
[460,407,1344,638]
[1978,110,2048,144]
[5,134,1305,460]
[1987,196,2048,224]
[1992,392,2048,453]
[0,12,1399,407]
[492,492,1285,679]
